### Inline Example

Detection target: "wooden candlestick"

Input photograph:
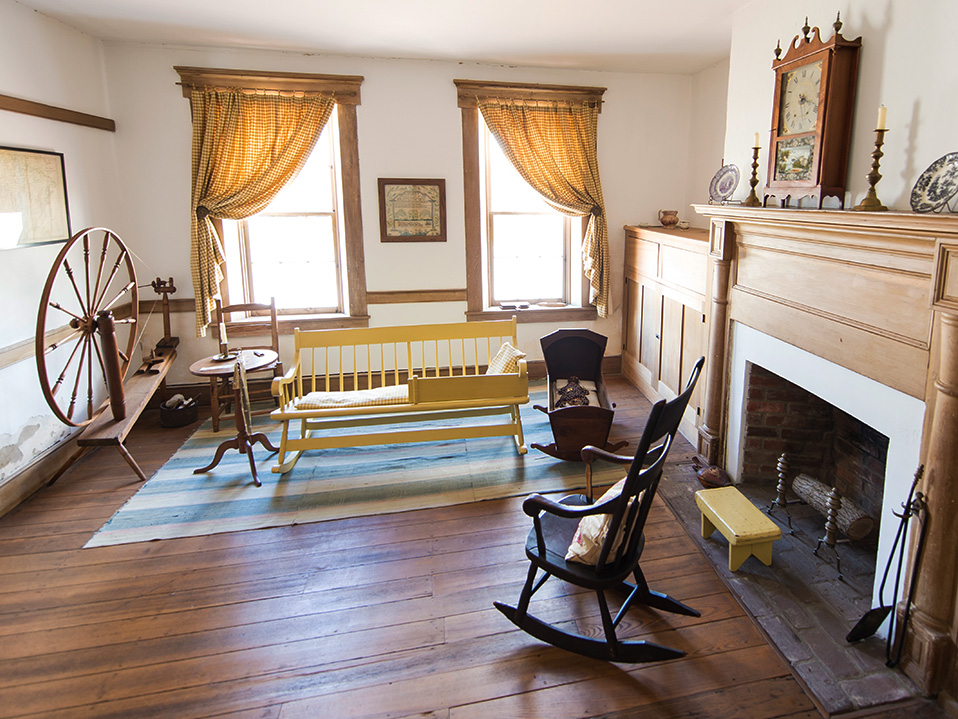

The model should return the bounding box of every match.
[852,129,888,211]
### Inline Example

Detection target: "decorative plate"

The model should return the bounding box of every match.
[911,153,958,213]
[709,164,740,203]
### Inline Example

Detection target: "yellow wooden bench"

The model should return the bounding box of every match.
[270,317,529,474]
[695,486,782,571]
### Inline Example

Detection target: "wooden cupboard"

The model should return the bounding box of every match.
[621,225,710,442]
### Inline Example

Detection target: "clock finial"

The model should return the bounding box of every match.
[833,12,843,35]
[774,39,782,60]
[802,16,811,43]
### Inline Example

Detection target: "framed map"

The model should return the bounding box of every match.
[0,146,71,249]
[378,178,446,242]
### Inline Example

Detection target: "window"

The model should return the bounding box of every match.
[455,79,607,322]
[222,114,345,314]
[175,66,368,332]
[481,119,584,307]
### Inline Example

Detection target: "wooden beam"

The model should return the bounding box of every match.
[0,93,115,131]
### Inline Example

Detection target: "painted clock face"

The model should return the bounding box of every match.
[779,60,823,135]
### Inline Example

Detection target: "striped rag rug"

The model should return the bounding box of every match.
[85,383,628,547]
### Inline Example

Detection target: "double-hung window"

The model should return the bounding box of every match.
[176,66,367,333]
[221,114,343,314]
[481,119,583,307]
[456,79,609,322]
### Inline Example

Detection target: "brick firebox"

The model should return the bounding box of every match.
[742,362,888,524]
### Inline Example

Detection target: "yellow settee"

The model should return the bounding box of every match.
[269,317,529,474]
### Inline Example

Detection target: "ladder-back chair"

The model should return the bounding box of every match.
[211,297,283,428]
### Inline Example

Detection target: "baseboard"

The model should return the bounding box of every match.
[0,433,83,518]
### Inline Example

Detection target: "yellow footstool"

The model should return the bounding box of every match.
[695,486,782,572]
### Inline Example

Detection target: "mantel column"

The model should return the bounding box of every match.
[698,219,734,465]
[901,241,958,697]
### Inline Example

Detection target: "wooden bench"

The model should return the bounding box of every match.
[270,317,529,474]
[695,486,782,571]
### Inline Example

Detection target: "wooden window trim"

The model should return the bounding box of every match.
[177,66,368,331]
[454,79,605,111]
[174,66,363,103]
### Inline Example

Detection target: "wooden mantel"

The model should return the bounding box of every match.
[692,204,958,702]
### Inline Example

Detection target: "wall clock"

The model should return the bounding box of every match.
[765,15,861,208]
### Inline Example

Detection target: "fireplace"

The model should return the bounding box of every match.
[725,323,924,612]
[692,204,958,700]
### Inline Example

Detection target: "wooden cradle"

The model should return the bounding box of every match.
[530,329,628,461]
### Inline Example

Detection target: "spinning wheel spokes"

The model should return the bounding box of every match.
[36,228,139,427]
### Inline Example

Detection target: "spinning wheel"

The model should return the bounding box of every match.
[35,228,139,427]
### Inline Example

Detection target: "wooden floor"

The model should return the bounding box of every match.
[0,376,938,718]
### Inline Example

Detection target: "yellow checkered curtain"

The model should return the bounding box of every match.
[479,99,610,317]
[190,88,335,336]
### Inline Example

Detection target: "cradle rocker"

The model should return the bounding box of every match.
[531,329,627,461]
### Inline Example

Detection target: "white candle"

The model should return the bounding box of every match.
[876,105,887,130]
[754,132,761,148]
[218,321,228,345]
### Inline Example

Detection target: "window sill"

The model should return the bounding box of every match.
[466,306,597,323]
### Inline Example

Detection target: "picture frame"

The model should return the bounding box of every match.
[378,178,446,242]
[0,146,71,250]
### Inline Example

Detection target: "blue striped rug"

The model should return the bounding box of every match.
[85,384,628,547]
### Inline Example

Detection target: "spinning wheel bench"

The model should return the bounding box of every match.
[36,228,180,483]
[76,341,176,481]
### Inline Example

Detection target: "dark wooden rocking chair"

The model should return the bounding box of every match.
[494,357,704,663]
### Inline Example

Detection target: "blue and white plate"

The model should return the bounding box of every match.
[709,164,740,203]
[911,153,958,213]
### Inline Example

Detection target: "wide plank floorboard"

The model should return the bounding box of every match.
[0,375,940,718]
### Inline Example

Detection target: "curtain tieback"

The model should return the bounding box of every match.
[195,205,210,220]
[590,205,602,217]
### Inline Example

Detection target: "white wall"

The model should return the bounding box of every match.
[688,58,731,212]
[723,0,958,210]
[101,44,697,384]
[0,0,122,481]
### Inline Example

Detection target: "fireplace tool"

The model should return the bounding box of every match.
[846,465,926,653]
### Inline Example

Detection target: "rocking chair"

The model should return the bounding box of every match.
[494,357,704,663]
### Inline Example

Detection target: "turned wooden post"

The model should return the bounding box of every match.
[698,219,734,464]
[901,312,958,695]
[902,241,958,696]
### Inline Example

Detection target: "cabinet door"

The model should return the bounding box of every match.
[658,292,706,438]
[639,278,662,384]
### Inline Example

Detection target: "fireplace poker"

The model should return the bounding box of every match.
[846,465,923,644]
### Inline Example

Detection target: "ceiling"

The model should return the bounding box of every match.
[14,0,754,74]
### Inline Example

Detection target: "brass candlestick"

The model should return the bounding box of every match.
[852,128,888,211]
[743,145,763,207]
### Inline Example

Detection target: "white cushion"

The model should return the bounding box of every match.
[565,478,643,565]
[296,384,409,410]
[485,342,526,375]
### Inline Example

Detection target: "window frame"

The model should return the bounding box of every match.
[455,79,605,323]
[175,66,369,335]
